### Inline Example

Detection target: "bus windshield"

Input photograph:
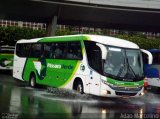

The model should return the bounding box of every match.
[103,46,144,81]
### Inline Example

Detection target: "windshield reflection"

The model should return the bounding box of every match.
[104,46,143,81]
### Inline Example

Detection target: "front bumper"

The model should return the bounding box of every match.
[100,81,144,98]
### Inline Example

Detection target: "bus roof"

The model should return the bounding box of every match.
[17,34,139,49]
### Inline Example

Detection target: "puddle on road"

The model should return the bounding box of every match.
[1,82,160,119]
[1,74,160,118]
[21,85,156,108]
[32,87,141,107]
[29,87,146,118]
[34,87,99,104]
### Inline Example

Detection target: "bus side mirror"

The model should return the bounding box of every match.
[140,49,153,64]
[96,43,107,60]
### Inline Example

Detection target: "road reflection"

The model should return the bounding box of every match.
[0,73,160,119]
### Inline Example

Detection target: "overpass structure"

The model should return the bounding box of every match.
[0,0,160,35]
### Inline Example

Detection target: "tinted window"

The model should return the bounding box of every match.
[151,52,160,64]
[43,44,52,58]
[16,41,82,60]
[51,42,66,59]
[16,44,31,57]
[51,41,82,60]
[30,44,42,58]
[84,41,102,73]
[66,42,82,60]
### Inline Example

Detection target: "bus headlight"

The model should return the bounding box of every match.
[101,79,114,87]
[139,92,144,96]
[101,79,108,85]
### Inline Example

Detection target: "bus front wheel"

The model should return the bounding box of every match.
[29,74,36,88]
[75,81,84,94]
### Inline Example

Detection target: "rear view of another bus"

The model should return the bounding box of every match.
[144,49,160,88]
[0,45,15,70]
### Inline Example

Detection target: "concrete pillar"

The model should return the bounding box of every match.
[47,15,57,36]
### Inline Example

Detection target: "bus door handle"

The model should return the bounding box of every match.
[90,77,93,79]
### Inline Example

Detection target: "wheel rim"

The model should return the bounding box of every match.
[77,84,82,93]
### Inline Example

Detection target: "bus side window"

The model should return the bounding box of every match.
[30,44,42,58]
[16,44,21,57]
[43,44,51,58]
[24,44,31,57]
[16,44,31,57]
[51,43,64,59]
[67,41,82,60]
[67,48,74,59]
[50,41,82,60]
[55,44,62,59]
[50,44,54,58]
[152,52,160,64]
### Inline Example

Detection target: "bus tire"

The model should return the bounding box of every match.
[29,73,36,88]
[75,81,84,94]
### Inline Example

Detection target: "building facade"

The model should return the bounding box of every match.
[0,20,46,30]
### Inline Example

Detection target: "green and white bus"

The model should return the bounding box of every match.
[0,45,14,70]
[13,34,152,97]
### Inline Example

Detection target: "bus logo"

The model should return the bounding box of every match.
[80,64,85,71]
[47,63,61,69]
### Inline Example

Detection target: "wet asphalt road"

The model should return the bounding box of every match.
[0,72,160,119]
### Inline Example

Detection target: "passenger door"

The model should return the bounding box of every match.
[89,70,101,95]
[84,41,102,95]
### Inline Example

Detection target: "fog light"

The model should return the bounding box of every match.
[139,92,144,96]
[106,90,111,94]
[102,109,106,114]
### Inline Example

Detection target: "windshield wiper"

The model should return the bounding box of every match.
[127,64,137,79]
[117,52,137,80]
[117,65,125,77]
[117,55,127,77]
[125,56,137,80]
[104,72,118,80]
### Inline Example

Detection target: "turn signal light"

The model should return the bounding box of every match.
[144,77,148,88]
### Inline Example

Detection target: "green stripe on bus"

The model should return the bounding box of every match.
[60,61,81,88]
[38,35,90,42]
[22,58,80,87]
[0,54,14,66]
[107,77,144,87]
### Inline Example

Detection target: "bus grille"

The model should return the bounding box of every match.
[108,85,143,92]
[115,91,137,96]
